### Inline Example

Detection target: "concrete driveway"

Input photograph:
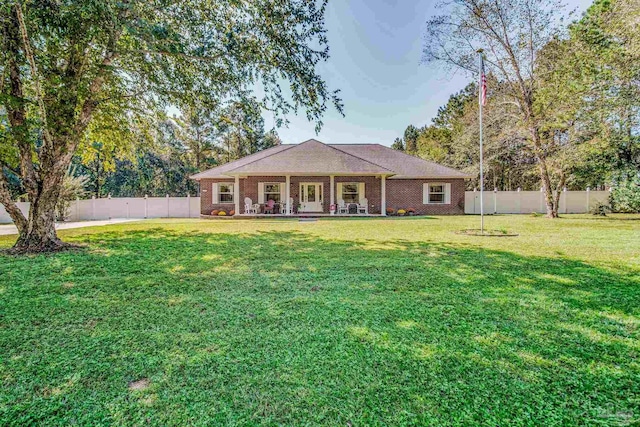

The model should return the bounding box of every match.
[0,218,143,236]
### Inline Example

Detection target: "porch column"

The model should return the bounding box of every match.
[285,175,291,215]
[381,175,386,216]
[330,175,335,215]
[234,175,240,214]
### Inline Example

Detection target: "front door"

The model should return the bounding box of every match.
[299,183,323,212]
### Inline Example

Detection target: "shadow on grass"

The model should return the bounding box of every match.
[1,228,638,426]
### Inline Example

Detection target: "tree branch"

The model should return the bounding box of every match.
[14,2,54,151]
[0,167,27,233]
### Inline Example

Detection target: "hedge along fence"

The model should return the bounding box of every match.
[464,188,611,214]
[0,196,201,223]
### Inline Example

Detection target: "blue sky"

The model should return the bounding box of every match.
[270,0,593,146]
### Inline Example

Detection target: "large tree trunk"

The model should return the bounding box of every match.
[9,169,70,254]
[529,127,559,218]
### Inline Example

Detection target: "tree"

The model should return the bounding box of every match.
[391,137,405,151]
[423,0,569,217]
[403,125,419,154]
[263,130,283,149]
[0,0,342,253]
[175,106,218,171]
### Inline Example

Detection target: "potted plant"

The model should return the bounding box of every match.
[386,207,396,216]
[407,208,416,216]
[397,209,406,216]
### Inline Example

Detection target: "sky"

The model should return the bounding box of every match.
[270,0,594,146]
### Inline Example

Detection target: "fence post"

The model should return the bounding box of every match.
[473,188,477,214]
[75,197,79,221]
[586,187,590,212]
[126,201,130,219]
[166,194,170,218]
[92,196,96,220]
[493,188,497,214]
[517,187,522,214]
[562,187,568,214]
[108,193,112,220]
[144,195,148,219]
[187,193,191,218]
[540,187,544,213]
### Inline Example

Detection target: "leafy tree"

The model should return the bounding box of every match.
[423,0,569,217]
[175,105,219,171]
[0,0,341,253]
[391,137,404,151]
[611,170,640,213]
[403,125,419,154]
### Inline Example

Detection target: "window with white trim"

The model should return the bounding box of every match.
[263,183,281,203]
[219,183,234,203]
[341,183,360,203]
[428,184,446,203]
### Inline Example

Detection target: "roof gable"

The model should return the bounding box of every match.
[190,144,293,179]
[225,139,393,175]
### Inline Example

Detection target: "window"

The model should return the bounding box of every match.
[219,183,234,203]
[341,183,359,203]
[264,183,281,203]
[428,184,445,203]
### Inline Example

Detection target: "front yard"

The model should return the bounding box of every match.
[1,215,639,426]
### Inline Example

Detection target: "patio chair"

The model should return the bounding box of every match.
[357,198,368,215]
[280,197,294,214]
[337,199,349,214]
[264,199,276,214]
[244,197,258,214]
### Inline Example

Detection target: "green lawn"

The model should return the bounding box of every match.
[1,215,639,426]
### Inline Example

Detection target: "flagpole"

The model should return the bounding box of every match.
[477,49,484,235]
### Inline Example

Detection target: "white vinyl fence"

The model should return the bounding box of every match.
[1,190,611,223]
[464,189,610,214]
[0,196,200,223]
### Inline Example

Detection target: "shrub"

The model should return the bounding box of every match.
[397,209,406,216]
[406,208,416,213]
[229,210,235,216]
[386,207,396,215]
[591,202,611,216]
[611,171,640,213]
[218,210,227,216]
[211,210,219,216]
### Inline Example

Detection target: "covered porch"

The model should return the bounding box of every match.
[228,174,388,216]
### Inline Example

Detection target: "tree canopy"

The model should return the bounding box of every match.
[0,0,342,252]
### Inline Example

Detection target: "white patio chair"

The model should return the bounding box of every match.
[357,198,368,215]
[244,197,258,214]
[280,197,294,214]
[337,199,349,214]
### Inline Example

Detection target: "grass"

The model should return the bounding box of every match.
[1,214,639,426]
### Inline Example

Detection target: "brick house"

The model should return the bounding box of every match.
[191,139,472,216]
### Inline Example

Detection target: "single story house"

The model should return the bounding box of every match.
[190,139,472,216]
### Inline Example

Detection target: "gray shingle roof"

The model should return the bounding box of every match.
[225,139,393,175]
[189,144,293,179]
[331,144,473,179]
[190,139,472,179]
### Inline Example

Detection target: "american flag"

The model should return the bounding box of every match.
[480,55,487,106]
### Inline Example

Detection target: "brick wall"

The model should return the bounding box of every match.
[386,178,465,215]
[200,178,236,214]
[200,176,466,215]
